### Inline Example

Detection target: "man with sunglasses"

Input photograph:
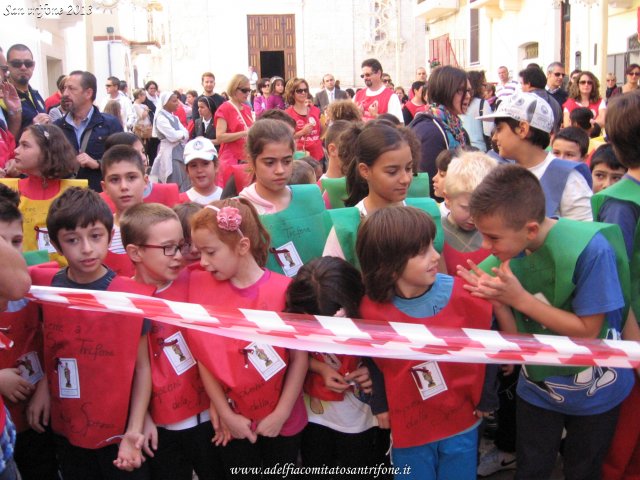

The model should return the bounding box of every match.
[354,58,403,123]
[5,44,49,139]
[545,61,568,110]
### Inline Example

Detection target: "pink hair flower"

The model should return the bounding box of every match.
[217,206,243,232]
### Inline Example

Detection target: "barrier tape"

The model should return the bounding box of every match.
[27,285,640,369]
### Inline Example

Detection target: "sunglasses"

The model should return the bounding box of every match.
[105,84,116,87]
[295,88,309,94]
[263,84,270,88]
[579,80,593,85]
[552,72,565,77]
[237,88,251,94]
[383,79,390,83]
[9,60,35,69]
[360,73,374,79]
[629,71,640,77]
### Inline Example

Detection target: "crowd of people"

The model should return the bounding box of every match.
[0,41,639,480]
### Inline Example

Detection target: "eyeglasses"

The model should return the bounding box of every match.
[360,73,374,79]
[629,71,640,77]
[138,243,185,256]
[579,80,593,85]
[552,72,565,77]
[295,88,309,94]
[8,60,35,69]
[237,88,251,94]
[263,84,270,88]
[457,87,473,96]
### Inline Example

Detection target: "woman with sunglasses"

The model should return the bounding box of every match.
[622,63,640,94]
[253,78,271,118]
[215,74,254,188]
[563,70,606,128]
[284,78,324,162]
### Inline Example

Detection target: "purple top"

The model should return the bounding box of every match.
[265,94,286,111]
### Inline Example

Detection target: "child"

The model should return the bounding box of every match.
[289,159,316,185]
[178,137,221,205]
[442,151,497,274]
[590,143,627,194]
[238,119,330,277]
[186,198,307,478]
[0,185,57,480]
[478,92,593,221]
[173,202,203,265]
[357,206,493,479]
[0,124,86,264]
[458,165,634,480]
[120,203,223,480]
[27,187,155,479]
[319,119,354,209]
[432,148,454,214]
[100,145,149,276]
[323,121,442,264]
[551,127,589,163]
[285,257,380,474]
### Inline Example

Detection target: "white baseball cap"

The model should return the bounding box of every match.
[477,92,555,134]
[183,137,218,164]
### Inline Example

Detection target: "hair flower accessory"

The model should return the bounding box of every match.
[205,205,244,237]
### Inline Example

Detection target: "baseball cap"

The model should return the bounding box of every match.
[184,137,218,164]
[477,92,554,134]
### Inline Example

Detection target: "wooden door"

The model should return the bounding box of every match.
[247,14,296,80]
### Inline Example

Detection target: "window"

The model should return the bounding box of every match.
[470,8,479,64]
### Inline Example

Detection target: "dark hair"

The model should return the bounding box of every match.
[6,44,32,61]
[554,127,589,158]
[118,80,127,91]
[470,164,545,229]
[201,72,215,82]
[467,71,486,98]
[24,124,78,179]
[361,58,383,73]
[105,132,141,151]
[246,119,295,163]
[345,88,355,99]
[519,66,546,89]
[569,107,594,130]
[590,143,626,172]
[495,117,551,149]
[186,90,198,98]
[258,109,296,129]
[625,63,640,75]
[107,76,120,86]
[101,144,145,177]
[257,77,270,91]
[435,148,455,172]
[485,83,496,96]
[285,257,364,317]
[47,187,113,250]
[284,78,309,105]
[427,66,468,111]
[56,75,67,92]
[173,202,202,243]
[144,80,158,91]
[344,122,415,207]
[357,206,436,303]
[377,113,401,125]
[196,95,215,116]
[269,77,284,95]
[605,90,640,168]
[0,184,21,223]
[69,70,97,101]
[411,80,427,102]
[569,69,582,80]
[289,159,316,185]
[568,71,601,103]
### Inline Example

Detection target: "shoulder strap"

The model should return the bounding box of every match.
[412,113,449,149]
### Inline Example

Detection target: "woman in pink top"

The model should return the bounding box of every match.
[563,70,606,127]
[215,74,254,188]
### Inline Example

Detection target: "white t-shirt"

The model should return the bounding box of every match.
[184,187,222,205]
[363,86,404,124]
[304,392,378,434]
[109,224,126,254]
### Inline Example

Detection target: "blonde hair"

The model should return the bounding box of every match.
[120,203,180,248]
[226,74,250,98]
[444,151,498,198]
[190,198,271,267]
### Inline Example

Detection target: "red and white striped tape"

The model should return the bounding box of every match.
[27,285,640,369]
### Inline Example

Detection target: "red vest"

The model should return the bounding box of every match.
[354,88,395,122]
[360,279,491,448]
[148,270,209,425]
[304,354,359,402]
[0,300,42,432]
[100,183,181,213]
[31,267,154,449]
[104,251,135,277]
[442,243,491,277]
[186,270,291,422]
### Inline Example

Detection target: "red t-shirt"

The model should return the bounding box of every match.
[214,102,254,162]
[285,106,323,160]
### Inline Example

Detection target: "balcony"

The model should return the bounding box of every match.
[469,0,522,18]
[415,0,459,21]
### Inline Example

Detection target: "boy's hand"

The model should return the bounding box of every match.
[376,412,390,429]
[458,260,525,307]
[141,412,157,459]
[345,366,373,394]
[0,368,33,403]
[113,431,145,471]
[222,411,257,443]
[26,377,50,433]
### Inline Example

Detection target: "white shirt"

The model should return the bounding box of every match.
[100,92,136,131]
[184,187,222,205]
[362,86,404,124]
[528,152,593,221]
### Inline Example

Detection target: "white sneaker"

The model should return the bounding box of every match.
[477,446,517,477]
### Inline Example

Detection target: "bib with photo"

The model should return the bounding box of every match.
[162,331,196,375]
[273,241,303,277]
[36,226,57,254]
[17,351,44,385]
[58,358,81,399]
[411,361,447,401]
[245,343,286,381]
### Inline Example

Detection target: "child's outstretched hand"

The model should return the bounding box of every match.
[255,409,287,438]
[141,412,157,459]
[222,411,257,443]
[0,368,33,403]
[345,366,373,394]
[113,431,145,471]
[26,377,49,433]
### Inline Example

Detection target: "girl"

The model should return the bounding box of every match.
[132,88,153,145]
[357,206,493,479]
[265,76,286,111]
[402,81,427,125]
[285,257,380,476]
[186,198,307,478]
[322,120,442,263]
[284,78,324,162]
[238,119,329,277]
[215,74,254,188]
[150,91,190,191]
[191,96,216,141]
[179,136,221,205]
[253,78,270,118]
[0,124,84,264]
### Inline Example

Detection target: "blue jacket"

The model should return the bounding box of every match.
[55,107,123,192]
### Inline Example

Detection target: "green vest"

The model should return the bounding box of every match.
[320,173,431,210]
[591,177,640,320]
[480,218,630,382]
[406,197,444,253]
[23,250,50,266]
[261,185,333,276]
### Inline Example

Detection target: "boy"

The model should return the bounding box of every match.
[590,144,626,194]
[100,145,149,275]
[551,127,589,163]
[458,165,634,479]
[120,203,223,480]
[28,187,154,480]
[178,137,221,205]
[478,92,593,221]
[441,151,496,274]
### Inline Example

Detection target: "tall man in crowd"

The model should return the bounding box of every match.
[496,65,519,101]
[191,72,225,124]
[100,75,136,131]
[354,58,403,123]
[545,61,568,112]
[314,73,347,114]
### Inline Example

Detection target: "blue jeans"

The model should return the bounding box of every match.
[392,426,478,480]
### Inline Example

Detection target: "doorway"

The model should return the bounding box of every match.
[248,15,297,81]
[260,51,285,79]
